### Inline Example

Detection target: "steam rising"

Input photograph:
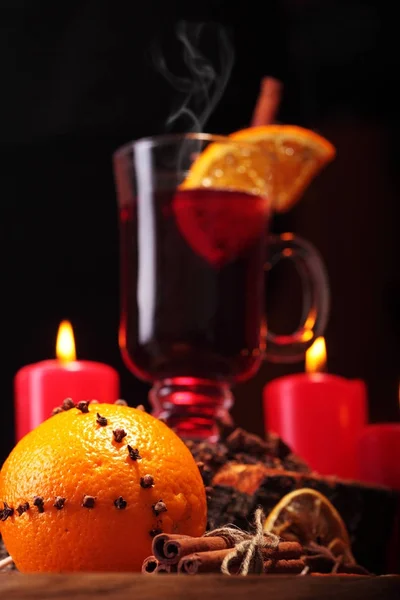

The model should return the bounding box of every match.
[152,21,234,132]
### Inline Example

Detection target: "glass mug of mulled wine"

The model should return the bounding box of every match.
[113,134,329,440]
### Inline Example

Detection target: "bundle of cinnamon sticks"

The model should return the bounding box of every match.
[142,532,305,575]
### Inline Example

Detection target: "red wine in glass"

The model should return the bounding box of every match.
[120,187,269,384]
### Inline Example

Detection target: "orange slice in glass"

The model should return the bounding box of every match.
[181,125,336,213]
[180,138,270,199]
[230,125,336,212]
[176,140,271,266]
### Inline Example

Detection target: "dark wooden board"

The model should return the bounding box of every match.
[0,574,399,600]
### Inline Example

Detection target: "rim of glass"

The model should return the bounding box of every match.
[113,132,256,159]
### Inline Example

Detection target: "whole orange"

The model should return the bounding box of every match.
[0,402,206,572]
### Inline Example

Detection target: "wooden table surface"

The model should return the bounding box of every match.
[1,574,399,600]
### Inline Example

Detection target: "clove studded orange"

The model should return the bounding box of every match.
[0,402,206,572]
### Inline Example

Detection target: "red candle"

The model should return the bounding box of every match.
[357,422,400,574]
[358,423,400,490]
[14,321,120,441]
[263,337,367,480]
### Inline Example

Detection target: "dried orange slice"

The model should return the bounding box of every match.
[181,126,335,213]
[263,488,355,563]
[230,125,336,212]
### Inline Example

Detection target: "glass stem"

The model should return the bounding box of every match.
[149,378,234,442]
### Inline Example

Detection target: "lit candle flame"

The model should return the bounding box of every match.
[56,321,76,362]
[306,336,326,373]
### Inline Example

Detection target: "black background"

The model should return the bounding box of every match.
[0,0,399,463]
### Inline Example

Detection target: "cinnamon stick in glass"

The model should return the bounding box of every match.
[251,76,283,127]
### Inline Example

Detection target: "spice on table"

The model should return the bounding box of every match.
[144,507,370,577]
[142,555,159,574]
[152,532,233,564]
[175,539,304,575]
[147,509,285,575]
[142,555,176,574]
[264,558,305,574]
[178,548,235,574]
[147,529,305,576]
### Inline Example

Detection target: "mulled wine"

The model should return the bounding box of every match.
[119,187,270,384]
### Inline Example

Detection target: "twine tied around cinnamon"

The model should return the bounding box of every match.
[204,507,279,576]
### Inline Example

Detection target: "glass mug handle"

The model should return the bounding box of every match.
[264,233,330,363]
